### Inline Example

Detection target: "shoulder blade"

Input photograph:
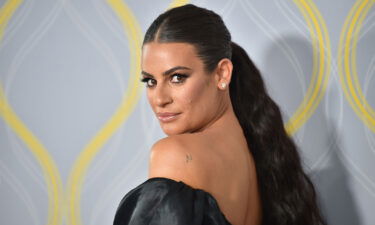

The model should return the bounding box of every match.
[148,136,206,189]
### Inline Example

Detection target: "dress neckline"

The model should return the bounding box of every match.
[144,176,221,204]
[123,176,233,225]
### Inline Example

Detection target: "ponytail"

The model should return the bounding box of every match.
[230,41,326,225]
[143,4,326,225]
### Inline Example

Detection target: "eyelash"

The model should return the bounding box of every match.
[140,73,189,88]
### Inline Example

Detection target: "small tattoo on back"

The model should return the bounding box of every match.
[186,154,192,163]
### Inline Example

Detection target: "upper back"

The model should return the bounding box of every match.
[148,130,261,225]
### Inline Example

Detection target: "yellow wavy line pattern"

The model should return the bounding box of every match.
[0,85,64,225]
[65,0,142,224]
[0,0,21,39]
[66,0,189,225]
[286,0,331,135]
[338,0,375,133]
[168,0,189,9]
[352,1,374,119]
[0,1,64,225]
[4,0,375,224]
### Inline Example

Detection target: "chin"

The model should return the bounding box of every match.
[161,123,186,136]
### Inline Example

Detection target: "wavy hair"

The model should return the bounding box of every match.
[142,4,326,225]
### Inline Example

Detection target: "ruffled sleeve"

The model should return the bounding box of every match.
[113,177,232,225]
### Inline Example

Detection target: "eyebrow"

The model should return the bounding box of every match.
[141,66,192,78]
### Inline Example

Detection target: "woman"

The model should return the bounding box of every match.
[113,4,326,225]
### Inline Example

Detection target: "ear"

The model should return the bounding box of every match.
[214,58,233,90]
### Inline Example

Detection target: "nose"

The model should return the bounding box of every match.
[153,85,173,107]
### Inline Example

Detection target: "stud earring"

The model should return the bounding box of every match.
[220,82,227,89]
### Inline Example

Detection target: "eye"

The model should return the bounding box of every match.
[140,77,156,88]
[170,73,188,83]
[140,73,189,88]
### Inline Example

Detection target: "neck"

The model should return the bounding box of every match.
[194,95,242,135]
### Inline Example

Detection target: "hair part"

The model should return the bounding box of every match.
[143,4,231,72]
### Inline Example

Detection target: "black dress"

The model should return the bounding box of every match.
[113,177,232,225]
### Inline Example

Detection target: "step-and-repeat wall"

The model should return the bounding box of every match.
[0,0,374,225]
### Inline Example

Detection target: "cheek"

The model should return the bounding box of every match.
[177,80,211,111]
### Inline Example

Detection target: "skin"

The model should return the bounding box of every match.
[141,42,261,225]
[141,42,232,136]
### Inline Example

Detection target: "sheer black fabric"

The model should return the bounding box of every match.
[113,177,232,225]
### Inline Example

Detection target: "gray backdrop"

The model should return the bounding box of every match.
[0,0,374,225]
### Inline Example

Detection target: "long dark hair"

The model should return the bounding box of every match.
[143,4,326,225]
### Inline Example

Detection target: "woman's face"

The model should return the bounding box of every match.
[141,42,225,136]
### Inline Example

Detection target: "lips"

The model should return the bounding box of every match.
[156,112,181,122]
[157,112,179,117]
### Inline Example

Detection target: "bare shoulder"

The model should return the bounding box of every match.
[148,134,213,189]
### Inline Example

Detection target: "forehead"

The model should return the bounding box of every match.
[141,42,201,72]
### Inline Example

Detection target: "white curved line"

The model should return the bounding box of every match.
[59,0,139,192]
[276,0,310,39]
[61,0,126,93]
[93,0,131,48]
[0,0,33,50]
[7,126,46,190]
[359,9,375,39]
[339,150,375,197]
[363,48,375,156]
[220,0,237,19]
[239,0,308,141]
[4,1,63,94]
[0,160,41,225]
